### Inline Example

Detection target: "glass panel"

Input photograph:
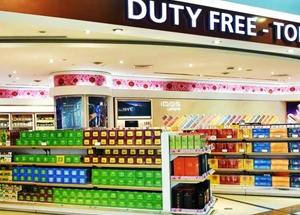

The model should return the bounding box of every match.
[88,96,108,127]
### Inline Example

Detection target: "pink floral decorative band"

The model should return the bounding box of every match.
[54,74,107,87]
[0,89,49,99]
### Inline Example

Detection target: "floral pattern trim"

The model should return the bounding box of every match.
[54,74,107,87]
[113,79,300,95]
[0,89,49,99]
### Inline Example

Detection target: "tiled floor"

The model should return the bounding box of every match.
[1,195,300,215]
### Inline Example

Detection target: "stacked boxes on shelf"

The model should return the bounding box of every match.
[53,188,162,210]
[91,169,162,188]
[255,176,272,187]
[169,133,207,150]
[18,186,53,203]
[172,181,211,209]
[289,142,300,152]
[173,154,209,176]
[0,152,12,162]
[0,184,22,201]
[16,130,84,146]
[254,159,271,170]
[12,167,88,184]
[253,142,270,153]
[0,167,12,181]
[271,142,288,153]
[271,159,289,170]
[209,157,243,170]
[290,175,300,188]
[272,176,290,187]
[289,159,300,170]
[13,155,81,164]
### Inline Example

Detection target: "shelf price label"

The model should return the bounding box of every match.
[243,135,249,138]
[262,149,268,153]
[222,149,228,153]
[210,136,217,140]
[293,149,300,153]
[239,149,245,153]
[258,135,265,138]
[94,142,101,146]
[41,142,47,146]
[292,134,299,138]
[275,135,281,138]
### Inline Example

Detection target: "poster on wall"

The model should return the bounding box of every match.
[88,97,107,127]
[286,102,300,123]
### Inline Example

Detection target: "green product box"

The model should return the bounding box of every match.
[110,191,117,199]
[135,170,145,178]
[40,168,47,175]
[74,139,83,146]
[154,171,162,179]
[42,156,49,163]
[53,188,61,196]
[85,191,93,199]
[100,190,109,199]
[145,171,154,179]
[23,139,30,146]
[30,139,37,146]
[127,178,136,186]
[175,135,182,149]
[49,131,57,139]
[117,178,126,186]
[144,179,153,187]
[33,132,41,139]
[201,136,207,148]
[109,169,118,178]
[93,191,101,199]
[25,194,32,201]
[126,170,135,178]
[100,178,109,185]
[61,189,69,197]
[65,156,73,163]
[26,168,33,175]
[136,201,146,209]
[67,138,75,146]
[56,131,64,138]
[27,132,33,138]
[48,155,57,163]
[169,135,176,149]
[64,130,75,138]
[136,192,145,201]
[154,193,162,201]
[13,155,21,162]
[51,139,59,146]
[33,176,40,182]
[109,178,117,185]
[41,131,49,138]
[69,198,77,205]
[118,200,127,208]
[59,139,67,146]
[77,190,85,198]
[53,196,61,204]
[12,175,18,181]
[69,189,77,198]
[187,135,194,149]
[20,167,26,174]
[92,178,100,185]
[20,175,25,181]
[100,199,109,206]
[118,170,126,178]
[20,132,27,138]
[127,201,137,208]
[109,200,118,207]
[76,198,85,205]
[118,191,126,200]
[92,199,101,206]
[135,179,144,187]
[154,179,162,187]
[72,155,81,163]
[12,167,19,174]
[41,177,47,183]
[35,156,43,163]
[84,198,93,206]
[144,193,154,201]
[75,130,83,138]
[39,187,46,194]
[154,200,163,210]
[16,139,22,146]
[92,169,100,177]
[47,189,53,195]
[99,169,109,178]
[181,135,188,149]
[194,135,201,149]
[126,192,136,201]
[145,202,154,210]
[39,195,45,203]
[32,194,38,202]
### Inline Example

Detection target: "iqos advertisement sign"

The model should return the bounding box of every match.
[126,0,300,45]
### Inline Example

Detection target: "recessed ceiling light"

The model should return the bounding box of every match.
[213,40,221,44]
[120,60,124,64]
[49,59,54,63]
[113,28,123,32]
[84,30,91,34]
[199,74,203,77]
[189,64,193,67]
[287,49,295,53]
[288,77,292,79]
[13,71,17,74]
[238,68,242,71]
[16,77,19,80]
[271,72,275,75]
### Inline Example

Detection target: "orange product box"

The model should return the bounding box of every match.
[243,159,254,170]
[270,128,288,138]
[210,175,220,184]
[271,148,288,153]
[209,159,219,169]
[185,157,200,176]
[272,182,290,188]
[173,157,185,176]
[217,129,237,138]
[270,142,288,149]
[271,159,289,165]
[271,165,288,170]
[272,176,290,183]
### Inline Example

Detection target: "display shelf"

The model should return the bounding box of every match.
[247,152,300,156]
[0,162,162,169]
[0,145,161,149]
[36,120,55,123]
[0,181,162,191]
[170,145,214,155]
[209,138,243,142]
[211,152,244,155]
[214,168,245,172]
[170,169,215,183]
[171,197,216,215]
[245,137,300,142]
[95,145,161,149]
[247,169,300,173]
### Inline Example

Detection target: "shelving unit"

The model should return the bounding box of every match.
[0,146,161,150]
[35,113,55,131]
[0,114,10,130]
[11,114,34,131]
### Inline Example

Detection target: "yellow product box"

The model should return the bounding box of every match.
[237,128,252,139]
[238,159,244,170]
[240,176,255,186]
[246,142,252,153]
[236,143,246,153]
[209,159,218,169]
[243,159,254,170]
[271,159,289,165]
[57,155,65,164]
[0,176,12,181]
[210,175,220,184]
[271,165,288,170]
[272,176,290,183]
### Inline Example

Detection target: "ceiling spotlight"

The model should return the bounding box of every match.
[213,40,221,44]
[16,77,19,80]
[271,72,275,75]
[287,49,295,53]
[238,68,242,71]
[84,30,91,34]
[120,60,124,64]
[199,74,203,77]
[49,59,54,63]
[288,77,292,80]
[189,64,193,67]
[113,28,123,32]
[13,71,17,74]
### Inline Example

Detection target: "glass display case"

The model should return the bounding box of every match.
[36,113,55,130]
[0,114,10,130]
[11,114,33,130]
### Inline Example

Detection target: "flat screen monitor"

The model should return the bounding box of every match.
[125,120,139,127]
[117,100,152,119]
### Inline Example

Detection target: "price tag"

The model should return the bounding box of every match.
[275,135,281,138]
[239,149,245,153]
[94,142,101,146]
[262,149,268,153]
[293,149,299,153]
[258,135,265,138]
[292,134,299,138]
[243,135,249,138]
[222,149,228,153]
[226,135,232,139]
[41,142,47,146]
[210,136,217,140]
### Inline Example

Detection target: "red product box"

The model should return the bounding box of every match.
[126,130,135,138]
[217,129,237,138]
[231,175,240,185]
[227,143,236,152]
[83,130,92,138]
[91,130,100,138]
[185,157,200,176]
[100,130,108,138]
[218,159,228,168]
[99,137,108,146]
[216,143,227,152]
[228,159,238,169]
[135,130,144,138]
[220,175,229,185]
[174,157,185,176]
[126,138,135,145]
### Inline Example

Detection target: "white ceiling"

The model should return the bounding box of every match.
[0,9,300,89]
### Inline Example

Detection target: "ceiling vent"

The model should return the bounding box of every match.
[134,65,153,69]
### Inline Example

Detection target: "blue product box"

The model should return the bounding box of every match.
[291,183,300,188]
[48,177,55,183]
[290,160,300,165]
[48,169,55,176]
[63,169,71,176]
[255,176,272,182]
[252,128,270,138]
[290,176,300,182]
[12,174,20,181]
[71,169,78,176]
[55,168,63,176]
[25,174,33,182]
[254,165,271,170]
[12,167,19,175]
[71,177,79,184]
[254,159,271,165]
[78,177,87,184]
[55,177,63,183]
[33,175,40,182]
[253,142,270,148]
[289,165,300,170]
[26,167,34,175]
[253,148,271,153]
[63,177,71,184]
[78,169,87,177]
[255,182,272,187]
